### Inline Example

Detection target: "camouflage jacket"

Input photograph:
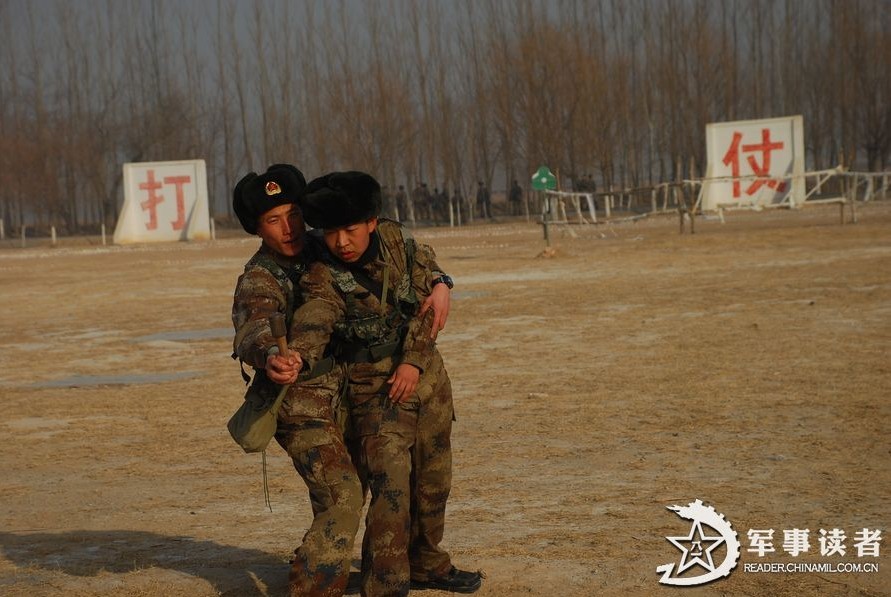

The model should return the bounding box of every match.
[231,243,313,371]
[289,219,445,374]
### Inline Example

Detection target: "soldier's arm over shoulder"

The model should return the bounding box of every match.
[412,240,448,297]
[378,218,446,297]
[232,266,288,369]
[401,307,436,373]
[377,220,439,371]
[402,236,439,372]
[376,220,425,291]
[288,261,344,368]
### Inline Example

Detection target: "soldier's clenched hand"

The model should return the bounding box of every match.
[265,352,302,385]
[387,363,420,403]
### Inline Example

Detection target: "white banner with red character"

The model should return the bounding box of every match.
[114,160,210,244]
[702,115,805,211]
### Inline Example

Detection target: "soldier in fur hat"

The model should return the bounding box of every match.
[231,164,363,597]
[290,171,482,595]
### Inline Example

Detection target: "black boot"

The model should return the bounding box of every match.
[411,567,483,593]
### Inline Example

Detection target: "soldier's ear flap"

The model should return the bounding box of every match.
[233,172,259,234]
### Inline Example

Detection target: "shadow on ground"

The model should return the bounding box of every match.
[0,530,289,595]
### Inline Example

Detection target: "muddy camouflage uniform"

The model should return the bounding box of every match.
[232,243,363,597]
[290,219,455,597]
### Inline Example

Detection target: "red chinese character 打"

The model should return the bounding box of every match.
[139,170,164,231]
[164,176,191,230]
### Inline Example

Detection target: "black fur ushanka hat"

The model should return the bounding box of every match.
[233,164,306,234]
[300,171,382,229]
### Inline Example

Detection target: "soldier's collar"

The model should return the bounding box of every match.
[260,242,303,270]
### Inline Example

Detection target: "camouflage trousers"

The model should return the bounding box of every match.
[274,369,364,597]
[348,352,455,597]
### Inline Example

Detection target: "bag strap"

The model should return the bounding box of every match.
[349,263,397,311]
[261,383,290,512]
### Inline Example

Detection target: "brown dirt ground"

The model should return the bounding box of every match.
[0,203,889,597]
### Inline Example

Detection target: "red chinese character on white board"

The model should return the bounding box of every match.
[164,176,191,230]
[139,170,164,231]
[722,129,787,198]
[137,170,192,231]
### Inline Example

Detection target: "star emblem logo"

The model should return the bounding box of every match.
[666,520,726,574]
[657,499,740,586]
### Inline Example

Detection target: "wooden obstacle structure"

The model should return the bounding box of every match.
[537,168,889,243]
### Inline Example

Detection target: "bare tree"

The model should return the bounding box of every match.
[3,0,888,233]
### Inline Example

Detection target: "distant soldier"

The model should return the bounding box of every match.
[452,187,464,223]
[422,183,434,221]
[231,164,362,597]
[585,174,597,195]
[437,184,451,225]
[476,181,492,220]
[508,179,523,216]
[432,186,448,226]
[411,182,431,222]
[584,174,598,210]
[291,171,482,596]
[394,184,408,222]
[381,184,397,220]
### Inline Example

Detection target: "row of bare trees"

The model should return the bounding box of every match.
[1,0,888,233]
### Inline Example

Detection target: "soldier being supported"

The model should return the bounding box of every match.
[230,164,362,597]
[290,171,482,596]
